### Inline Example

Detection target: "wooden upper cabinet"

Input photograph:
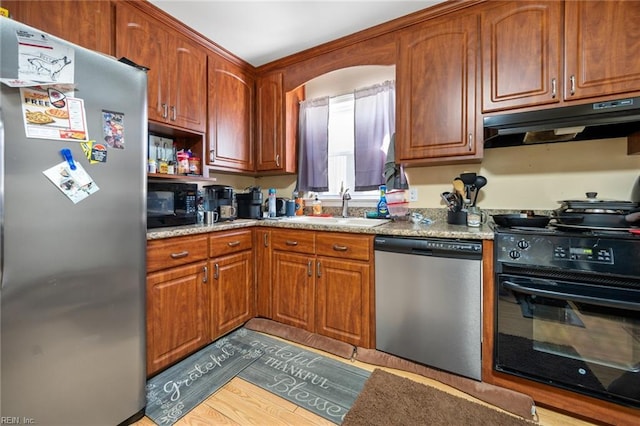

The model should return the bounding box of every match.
[396,12,482,164]
[207,54,255,172]
[480,1,562,112]
[564,1,640,101]
[481,1,640,112]
[115,2,206,133]
[256,72,296,173]
[1,0,112,55]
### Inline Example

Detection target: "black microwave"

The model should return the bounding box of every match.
[147,181,198,228]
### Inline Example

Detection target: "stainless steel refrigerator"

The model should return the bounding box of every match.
[0,18,147,425]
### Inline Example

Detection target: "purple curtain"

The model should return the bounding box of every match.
[297,96,329,192]
[354,80,395,191]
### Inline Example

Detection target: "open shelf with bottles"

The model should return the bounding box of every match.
[147,121,211,181]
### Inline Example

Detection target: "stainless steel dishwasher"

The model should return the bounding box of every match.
[374,235,482,380]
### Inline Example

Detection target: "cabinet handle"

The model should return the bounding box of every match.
[275,154,280,167]
[227,240,241,247]
[551,78,557,98]
[214,263,219,279]
[170,251,189,259]
[161,103,168,119]
[468,133,473,151]
[569,75,576,96]
[209,149,216,163]
[307,260,312,276]
[263,233,269,247]
[170,105,177,121]
[333,244,348,252]
[317,261,321,277]
[285,240,298,246]
[203,266,208,283]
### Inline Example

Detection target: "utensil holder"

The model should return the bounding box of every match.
[447,210,467,225]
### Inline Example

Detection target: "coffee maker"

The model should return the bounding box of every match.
[236,186,263,219]
[203,185,236,221]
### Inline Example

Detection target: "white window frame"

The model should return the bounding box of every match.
[319,94,380,205]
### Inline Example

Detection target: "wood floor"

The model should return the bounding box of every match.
[134,336,598,426]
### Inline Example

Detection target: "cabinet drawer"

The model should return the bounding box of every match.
[147,234,209,272]
[209,229,253,257]
[316,232,372,261]
[272,229,315,254]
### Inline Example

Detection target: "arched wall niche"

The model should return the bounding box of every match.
[303,65,395,99]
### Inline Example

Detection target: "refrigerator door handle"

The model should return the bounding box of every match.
[0,112,3,288]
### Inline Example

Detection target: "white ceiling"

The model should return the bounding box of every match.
[148,0,442,67]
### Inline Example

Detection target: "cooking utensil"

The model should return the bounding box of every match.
[441,192,457,211]
[492,214,551,228]
[471,175,487,206]
[459,172,476,185]
[459,173,476,202]
[553,193,640,228]
[452,178,466,201]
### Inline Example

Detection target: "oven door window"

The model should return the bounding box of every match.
[147,191,174,217]
[496,274,640,407]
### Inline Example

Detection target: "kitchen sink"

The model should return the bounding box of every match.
[280,216,390,228]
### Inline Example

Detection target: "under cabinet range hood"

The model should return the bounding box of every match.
[483,97,640,148]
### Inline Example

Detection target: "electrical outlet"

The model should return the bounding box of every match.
[409,188,418,202]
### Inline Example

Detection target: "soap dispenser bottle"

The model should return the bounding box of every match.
[377,185,389,218]
[312,196,322,215]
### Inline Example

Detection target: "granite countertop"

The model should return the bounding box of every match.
[147,210,495,241]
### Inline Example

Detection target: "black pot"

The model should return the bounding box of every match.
[553,193,640,228]
[492,214,551,228]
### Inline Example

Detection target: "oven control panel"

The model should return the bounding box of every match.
[495,231,640,277]
[553,245,613,264]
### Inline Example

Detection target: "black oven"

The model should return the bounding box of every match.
[494,229,640,408]
[147,181,198,228]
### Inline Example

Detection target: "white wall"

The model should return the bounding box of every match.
[404,137,640,210]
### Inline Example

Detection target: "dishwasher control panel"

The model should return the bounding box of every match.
[374,236,482,259]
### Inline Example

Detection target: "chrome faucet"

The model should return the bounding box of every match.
[341,188,351,217]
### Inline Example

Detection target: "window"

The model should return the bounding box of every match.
[297,80,396,200]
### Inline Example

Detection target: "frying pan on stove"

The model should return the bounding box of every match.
[492,214,551,228]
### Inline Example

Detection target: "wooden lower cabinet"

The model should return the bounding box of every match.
[270,229,374,348]
[209,229,255,339]
[146,235,210,376]
[272,250,316,330]
[254,229,272,318]
[315,257,370,346]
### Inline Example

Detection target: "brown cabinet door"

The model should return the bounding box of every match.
[272,251,315,331]
[170,32,207,132]
[207,54,255,171]
[254,229,272,318]
[396,13,481,163]
[146,261,209,376]
[2,0,112,55]
[210,251,254,339]
[256,72,285,171]
[115,3,166,124]
[480,1,562,112]
[564,1,640,101]
[316,257,371,347]
[115,2,206,132]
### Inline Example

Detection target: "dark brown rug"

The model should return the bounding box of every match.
[342,369,538,426]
